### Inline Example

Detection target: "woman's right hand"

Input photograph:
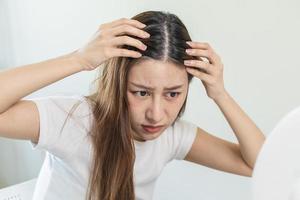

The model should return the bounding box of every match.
[71,18,150,71]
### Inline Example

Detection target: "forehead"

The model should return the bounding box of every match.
[127,59,188,87]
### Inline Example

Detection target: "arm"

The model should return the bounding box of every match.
[0,18,149,114]
[0,18,149,141]
[185,127,253,177]
[183,41,265,175]
[213,91,265,168]
[0,56,83,143]
[0,55,83,114]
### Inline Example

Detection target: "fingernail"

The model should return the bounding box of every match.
[186,49,192,53]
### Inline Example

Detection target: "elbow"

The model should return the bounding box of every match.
[246,164,254,177]
[242,161,253,177]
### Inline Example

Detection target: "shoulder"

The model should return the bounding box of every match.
[164,118,198,160]
[27,94,91,113]
[170,118,198,136]
[26,94,94,130]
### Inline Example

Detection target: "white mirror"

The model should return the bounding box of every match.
[253,106,300,200]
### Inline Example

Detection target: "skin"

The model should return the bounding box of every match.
[127,59,189,142]
[182,41,265,176]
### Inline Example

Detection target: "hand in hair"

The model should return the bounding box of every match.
[184,41,226,101]
[72,18,150,71]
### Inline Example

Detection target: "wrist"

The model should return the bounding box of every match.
[62,51,90,72]
[213,90,230,104]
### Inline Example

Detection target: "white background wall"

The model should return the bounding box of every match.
[0,0,300,199]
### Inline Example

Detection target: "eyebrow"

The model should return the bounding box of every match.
[129,82,184,90]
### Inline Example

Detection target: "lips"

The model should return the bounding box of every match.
[142,125,164,134]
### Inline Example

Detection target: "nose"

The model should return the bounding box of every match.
[146,98,164,124]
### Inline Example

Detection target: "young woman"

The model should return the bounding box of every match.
[0,11,265,200]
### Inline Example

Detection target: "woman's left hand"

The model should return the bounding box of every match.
[184,41,227,101]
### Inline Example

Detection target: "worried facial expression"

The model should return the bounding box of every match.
[127,59,189,142]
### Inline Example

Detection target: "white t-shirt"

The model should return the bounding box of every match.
[28,95,197,200]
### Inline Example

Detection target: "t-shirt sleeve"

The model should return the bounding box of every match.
[25,94,92,159]
[170,119,198,160]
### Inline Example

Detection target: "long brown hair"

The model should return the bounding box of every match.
[82,11,195,200]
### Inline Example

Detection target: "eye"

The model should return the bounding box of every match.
[166,92,181,98]
[132,91,150,97]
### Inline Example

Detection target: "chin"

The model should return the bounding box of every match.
[140,127,167,141]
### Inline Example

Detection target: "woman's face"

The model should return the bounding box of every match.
[127,59,189,142]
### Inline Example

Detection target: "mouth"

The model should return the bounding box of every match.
[142,125,164,134]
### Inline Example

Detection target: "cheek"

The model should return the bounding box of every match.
[172,92,188,113]
[165,96,186,114]
[127,92,139,107]
[174,99,186,113]
[127,93,143,116]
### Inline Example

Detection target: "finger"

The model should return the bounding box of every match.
[110,48,142,58]
[187,41,223,65]
[101,18,146,30]
[185,67,211,82]
[110,24,150,39]
[112,36,147,51]
[184,59,212,74]
[186,41,211,50]
[186,49,216,64]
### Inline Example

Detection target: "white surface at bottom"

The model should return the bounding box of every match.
[0,179,37,200]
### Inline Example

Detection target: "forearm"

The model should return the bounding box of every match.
[0,53,83,114]
[214,91,265,168]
